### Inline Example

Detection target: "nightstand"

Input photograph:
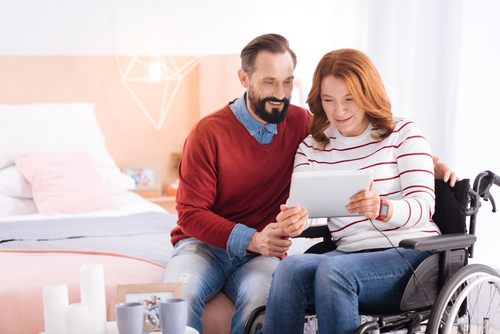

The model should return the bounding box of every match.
[148,196,176,213]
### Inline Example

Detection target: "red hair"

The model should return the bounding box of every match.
[307,49,393,148]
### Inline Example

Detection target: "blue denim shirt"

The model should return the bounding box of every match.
[230,94,277,144]
[226,95,277,259]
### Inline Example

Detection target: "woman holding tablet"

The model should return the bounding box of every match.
[264,49,440,334]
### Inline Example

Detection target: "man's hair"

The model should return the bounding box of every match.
[240,33,297,75]
[307,48,394,148]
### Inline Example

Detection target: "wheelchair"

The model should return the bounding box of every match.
[244,170,500,334]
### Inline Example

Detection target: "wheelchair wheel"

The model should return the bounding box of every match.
[244,306,266,334]
[426,264,500,334]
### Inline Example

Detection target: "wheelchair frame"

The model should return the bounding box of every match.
[244,170,500,334]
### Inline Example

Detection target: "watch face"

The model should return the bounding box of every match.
[380,203,389,216]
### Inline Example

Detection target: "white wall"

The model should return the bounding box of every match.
[0,0,333,56]
[453,0,500,268]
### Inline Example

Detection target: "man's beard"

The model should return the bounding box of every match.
[247,90,290,124]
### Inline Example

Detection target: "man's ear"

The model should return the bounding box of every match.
[238,69,249,88]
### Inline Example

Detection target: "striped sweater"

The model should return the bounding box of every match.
[294,118,440,251]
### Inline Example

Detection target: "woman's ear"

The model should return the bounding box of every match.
[238,69,249,88]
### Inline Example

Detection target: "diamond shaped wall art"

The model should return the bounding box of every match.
[118,55,200,130]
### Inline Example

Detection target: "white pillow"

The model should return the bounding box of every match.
[0,194,38,217]
[0,103,117,170]
[97,167,137,194]
[0,165,32,198]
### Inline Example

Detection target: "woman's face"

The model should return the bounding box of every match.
[320,75,369,137]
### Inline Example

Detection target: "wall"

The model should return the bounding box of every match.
[0,54,243,189]
[452,0,500,268]
[199,55,244,118]
[0,56,201,188]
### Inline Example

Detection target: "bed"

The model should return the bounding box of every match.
[0,103,235,334]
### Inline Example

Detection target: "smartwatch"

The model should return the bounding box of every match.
[376,199,390,222]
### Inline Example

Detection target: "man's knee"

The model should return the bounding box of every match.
[164,242,227,310]
[238,279,270,307]
[232,258,277,311]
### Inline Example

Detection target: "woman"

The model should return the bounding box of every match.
[264,49,440,334]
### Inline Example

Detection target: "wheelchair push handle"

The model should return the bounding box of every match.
[494,173,500,187]
[473,170,500,212]
[491,171,500,212]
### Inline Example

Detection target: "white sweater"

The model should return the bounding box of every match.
[294,118,440,251]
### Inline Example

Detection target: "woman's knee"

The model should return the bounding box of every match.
[274,255,302,276]
[315,256,354,288]
[274,254,322,288]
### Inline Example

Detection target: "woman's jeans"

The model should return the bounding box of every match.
[264,248,431,334]
[163,238,279,334]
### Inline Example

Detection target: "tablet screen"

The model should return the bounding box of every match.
[287,170,373,218]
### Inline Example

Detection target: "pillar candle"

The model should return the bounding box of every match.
[80,263,106,334]
[42,283,69,334]
[65,303,89,334]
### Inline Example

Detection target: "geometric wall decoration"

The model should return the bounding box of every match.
[117,55,200,130]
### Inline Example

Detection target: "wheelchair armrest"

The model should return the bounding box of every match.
[295,225,330,239]
[399,233,476,252]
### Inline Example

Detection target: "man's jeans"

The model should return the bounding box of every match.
[163,238,279,334]
[264,248,431,334]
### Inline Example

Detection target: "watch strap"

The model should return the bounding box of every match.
[376,198,390,222]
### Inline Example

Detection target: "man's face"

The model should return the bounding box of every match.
[241,51,295,124]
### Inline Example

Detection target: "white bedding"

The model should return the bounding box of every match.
[0,190,165,223]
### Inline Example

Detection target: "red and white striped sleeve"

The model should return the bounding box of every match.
[383,121,436,230]
[293,139,314,172]
[291,139,317,229]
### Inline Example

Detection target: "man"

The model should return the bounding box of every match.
[163,34,310,334]
[163,33,457,334]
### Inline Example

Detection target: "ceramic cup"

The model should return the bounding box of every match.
[115,302,158,334]
[159,298,188,334]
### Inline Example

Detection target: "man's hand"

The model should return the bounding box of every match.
[247,223,291,257]
[433,156,458,187]
[276,204,308,237]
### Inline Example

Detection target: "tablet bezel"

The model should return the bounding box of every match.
[287,169,373,218]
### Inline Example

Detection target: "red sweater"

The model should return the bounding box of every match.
[170,104,310,248]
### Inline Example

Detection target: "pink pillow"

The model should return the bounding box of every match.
[15,153,118,214]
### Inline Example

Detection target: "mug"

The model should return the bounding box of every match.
[159,298,187,334]
[115,302,159,334]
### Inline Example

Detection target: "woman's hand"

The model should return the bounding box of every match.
[346,181,381,220]
[276,204,308,237]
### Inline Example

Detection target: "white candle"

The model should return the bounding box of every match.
[42,283,69,334]
[80,263,106,334]
[65,303,89,334]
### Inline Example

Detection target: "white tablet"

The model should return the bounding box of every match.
[287,170,373,218]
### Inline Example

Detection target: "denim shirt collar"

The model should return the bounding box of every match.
[230,94,277,136]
